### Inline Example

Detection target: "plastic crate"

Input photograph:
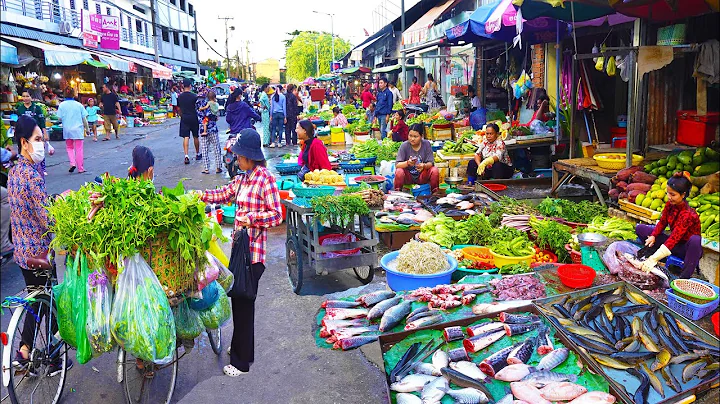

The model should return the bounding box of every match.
[339,162,366,171]
[276,163,301,175]
[665,278,719,320]
[677,110,719,147]
[358,157,377,166]
[291,185,335,198]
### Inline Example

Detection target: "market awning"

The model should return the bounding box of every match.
[512,0,615,22]
[608,0,718,21]
[91,50,131,72]
[316,74,337,81]
[1,35,91,66]
[1,40,18,65]
[403,0,461,46]
[371,64,424,74]
[84,59,108,68]
[119,55,173,79]
[339,66,371,75]
[350,35,387,62]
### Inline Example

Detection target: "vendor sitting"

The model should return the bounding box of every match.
[467,123,513,183]
[636,172,702,278]
[129,101,144,119]
[394,123,439,192]
[329,106,348,128]
[390,110,409,142]
[296,119,332,181]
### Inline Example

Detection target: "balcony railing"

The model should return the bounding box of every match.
[1,0,80,29]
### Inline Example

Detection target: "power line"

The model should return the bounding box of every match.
[197,31,225,59]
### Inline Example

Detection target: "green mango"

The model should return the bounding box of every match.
[657,167,668,175]
[705,147,719,160]
[657,158,668,166]
[642,197,653,208]
[678,150,693,165]
[668,155,678,166]
[695,162,720,177]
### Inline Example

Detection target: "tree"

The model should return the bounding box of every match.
[285,31,351,82]
[200,59,219,68]
[256,76,271,85]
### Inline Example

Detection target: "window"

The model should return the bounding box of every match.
[106,7,110,15]
[127,16,132,30]
[170,0,176,5]
[182,35,188,48]
[173,32,180,45]
[135,19,142,33]
[132,5,145,14]
[70,0,75,9]
[162,28,169,42]
[82,0,88,10]
[179,0,186,11]
[95,3,100,14]
[188,3,193,16]
[191,38,196,51]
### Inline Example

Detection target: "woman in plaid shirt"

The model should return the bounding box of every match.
[198,128,282,377]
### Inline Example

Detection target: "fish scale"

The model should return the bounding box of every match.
[536,347,569,371]
[442,387,489,404]
[507,338,535,365]
[379,301,412,331]
[366,297,402,320]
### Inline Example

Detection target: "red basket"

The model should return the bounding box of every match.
[557,264,596,288]
[565,244,582,264]
[482,183,508,192]
[318,233,361,258]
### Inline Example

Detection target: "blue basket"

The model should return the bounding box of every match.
[412,183,431,197]
[358,157,377,166]
[276,163,301,175]
[292,185,335,198]
[380,251,457,291]
[432,144,443,152]
[665,278,719,321]
[534,168,553,178]
[339,162,366,171]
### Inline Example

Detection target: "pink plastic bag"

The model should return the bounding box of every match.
[603,241,640,275]
[197,251,221,291]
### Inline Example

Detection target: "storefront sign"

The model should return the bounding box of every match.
[100,16,120,50]
[81,11,120,51]
[82,32,99,49]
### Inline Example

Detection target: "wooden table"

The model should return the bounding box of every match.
[551,158,618,205]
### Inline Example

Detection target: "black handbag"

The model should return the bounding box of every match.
[226,229,258,299]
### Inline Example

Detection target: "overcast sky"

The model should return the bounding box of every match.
[194,0,420,66]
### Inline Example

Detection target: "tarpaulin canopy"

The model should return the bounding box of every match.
[83,59,108,68]
[316,74,337,81]
[1,35,91,66]
[302,77,316,85]
[119,55,172,79]
[609,0,718,21]
[1,40,18,65]
[339,66,371,75]
[371,64,424,74]
[512,0,615,22]
[403,0,461,46]
[572,12,636,27]
[91,50,130,72]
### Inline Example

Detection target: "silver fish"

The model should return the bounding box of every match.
[415,362,442,376]
[521,370,577,385]
[396,393,423,404]
[536,347,569,371]
[405,314,443,330]
[390,374,437,393]
[407,311,438,324]
[539,382,588,402]
[357,290,396,306]
[367,297,403,320]
[421,376,448,404]
[323,307,368,320]
[442,387,489,404]
[379,301,413,332]
[407,306,430,320]
[495,394,514,404]
[331,326,379,340]
[449,361,488,382]
[494,364,536,382]
[432,350,450,373]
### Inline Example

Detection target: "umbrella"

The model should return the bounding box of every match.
[513,0,616,22]
[608,0,718,21]
[302,77,316,85]
[1,40,18,65]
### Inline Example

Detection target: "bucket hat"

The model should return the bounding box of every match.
[230,128,266,161]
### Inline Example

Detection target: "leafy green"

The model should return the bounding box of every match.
[491,234,534,257]
[583,216,636,240]
[310,194,370,227]
[455,214,494,246]
[536,198,608,224]
[499,262,532,275]
[529,216,572,262]
[486,197,539,227]
[342,104,357,115]
[419,213,457,248]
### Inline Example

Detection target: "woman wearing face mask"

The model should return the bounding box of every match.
[7,116,69,374]
[127,145,155,181]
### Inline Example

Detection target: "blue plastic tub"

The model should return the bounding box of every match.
[358,157,377,166]
[412,183,431,197]
[380,251,457,291]
[534,168,553,178]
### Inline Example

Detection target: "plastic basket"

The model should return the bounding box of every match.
[593,153,644,170]
[670,278,718,304]
[339,162,366,171]
[657,23,686,46]
[557,264,596,289]
[565,244,582,264]
[489,249,533,267]
[358,157,377,166]
[381,251,458,291]
[276,163,301,175]
[291,185,335,198]
[665,279,719,321]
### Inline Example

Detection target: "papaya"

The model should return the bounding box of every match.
[693,148,706,166]
[704,147,719,160]
[650,168,660,176]
[636,193,646,206]
[678,150,693,165]
[683,164,693,172]
[694,162,720,177]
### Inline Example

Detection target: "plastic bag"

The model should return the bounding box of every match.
[213,253,234,293]
[110,254,176,364]
[53,254,79,348]
[172,299,204,340]
[74,254,92,364]
[197,283,231,329]
[188,280,219,311]
[603,241,640,275]
[86,268,114,356]
[207,238,229,268]
[197,251,221,291]
[606,56,616,77]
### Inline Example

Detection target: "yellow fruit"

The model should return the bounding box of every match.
[642,197,653,208]
[664,194,669,202]
[650,199,664,210]
[636,194,646,206]
[651,184,660,191]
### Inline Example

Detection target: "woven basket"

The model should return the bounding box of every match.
[141,235,197,297]
[593,153,644,170]
[671,279,718,304]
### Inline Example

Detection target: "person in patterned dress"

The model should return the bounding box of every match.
[467,123,514,183]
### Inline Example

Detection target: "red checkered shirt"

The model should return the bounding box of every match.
[201,165,282,264]
[651,200,701,250]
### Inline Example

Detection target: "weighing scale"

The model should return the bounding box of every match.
[353,175,386,190]
[444,177,464,194]
[577,232,608,273]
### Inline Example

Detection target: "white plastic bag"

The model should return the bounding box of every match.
[379,160,396,176]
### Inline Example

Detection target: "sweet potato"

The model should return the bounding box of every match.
[616,181,628,192]
[616,166,642,182]
[626,182,652,193]
[628,190,644,203]
[630,172,657,185]
[619,192,628,200]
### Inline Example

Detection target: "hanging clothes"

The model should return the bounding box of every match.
[578,60,603,111]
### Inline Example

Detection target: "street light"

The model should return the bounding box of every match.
[313,11,334,70]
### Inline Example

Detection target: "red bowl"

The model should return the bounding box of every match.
[557,264,596,289]
[713,313,719,337]
[482,183,508,192]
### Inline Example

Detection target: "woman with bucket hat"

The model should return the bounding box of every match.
[197,128,282,377]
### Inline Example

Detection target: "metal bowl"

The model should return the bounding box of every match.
[577,232,608,247]
[445,177,464,186]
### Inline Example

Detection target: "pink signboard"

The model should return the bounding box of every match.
[83,32,99,49]
[100,16,120,50]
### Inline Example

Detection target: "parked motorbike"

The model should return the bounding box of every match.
[224,131,239,178]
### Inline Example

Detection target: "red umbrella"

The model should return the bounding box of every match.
[609,0,718,21]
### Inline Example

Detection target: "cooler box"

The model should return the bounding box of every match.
[330,127,345,145]
[677,110,719,147]
[310,88,326,102]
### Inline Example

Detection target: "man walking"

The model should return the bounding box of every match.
[57,89,89,173]
[177,78,201,164]
[99,83,120,140]
[375,77,393,139]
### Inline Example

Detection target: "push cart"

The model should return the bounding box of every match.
[282,199,379,294]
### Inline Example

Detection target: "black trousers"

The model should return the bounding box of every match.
[20,268,57,348]
[285,116,298,146]
[229,263,265,371]
[467,159,514,182]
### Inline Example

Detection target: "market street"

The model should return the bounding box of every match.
[1,118,390,404]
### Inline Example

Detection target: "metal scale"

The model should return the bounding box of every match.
[577,232,608,272]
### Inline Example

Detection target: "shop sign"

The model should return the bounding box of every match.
[83,32,99,49]
[81,10,120,51]
[128,62,137,73]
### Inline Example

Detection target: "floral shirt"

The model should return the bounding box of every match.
[200,165,282,264]
[329,113,348,128]
[8,156,51,270]
[652,201,701,250]
[476,137,512,166]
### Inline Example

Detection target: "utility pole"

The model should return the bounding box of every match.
[235,50,241,80]
[218,16,234,80]
[400,0,406,98]
[313,11,335,70]
[245,40,251,81]
[149,0,160,63]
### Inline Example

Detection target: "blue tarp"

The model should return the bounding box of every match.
[1,36,91,66]
[1,40,19,65]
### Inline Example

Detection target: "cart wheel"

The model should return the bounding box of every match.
[353,266,375,284]
[286,237,303,294]
[206,327,222,356]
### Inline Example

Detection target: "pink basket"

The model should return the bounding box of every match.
[319,233,361,258]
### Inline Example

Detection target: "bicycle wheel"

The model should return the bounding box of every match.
[286,237,304,294]
[121,348,178,404]
[206,327,222,356]
[353,266,375,284]
[6,294,68,404]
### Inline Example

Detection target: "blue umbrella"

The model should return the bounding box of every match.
[1,41,19,65]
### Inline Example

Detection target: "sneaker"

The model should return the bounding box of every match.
[196,154,202,160]
[48,358,72,377]
[184,156,190,164]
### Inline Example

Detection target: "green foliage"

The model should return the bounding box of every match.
[536,197,608,224]
[0,119,10,148]
[285,31,352,82]
[310,194,369,227]
[255,76,271,85]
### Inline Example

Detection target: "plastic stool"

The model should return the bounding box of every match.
[665,255,685,270]
[612,137,627,148]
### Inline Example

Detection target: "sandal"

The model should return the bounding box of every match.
[223,365,247,377]
[102,138,110,141]
[216,169,223,174]
[201,170,210,174]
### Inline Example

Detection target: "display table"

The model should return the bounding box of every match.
[551,158,618,205]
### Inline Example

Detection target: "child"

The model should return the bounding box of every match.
[390,110,409,142]
[85,97,101,141]
[198,91,219,122]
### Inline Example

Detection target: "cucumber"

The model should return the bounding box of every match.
[698,204,712,213]
[689,200,699,208]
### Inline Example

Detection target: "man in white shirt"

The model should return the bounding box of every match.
[56,89,89,173]
[388,81,402,105]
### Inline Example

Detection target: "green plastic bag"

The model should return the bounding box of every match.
[86,267,114,356]
[74,254,92,364]
[53,254,79,348]
[197,283,231,329]
[173,299,204,340]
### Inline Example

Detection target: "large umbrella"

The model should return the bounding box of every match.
[1,40,19,65]
[513,0,616,21]
[608,0,718,21]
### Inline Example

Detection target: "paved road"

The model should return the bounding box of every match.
[1,118,390,404]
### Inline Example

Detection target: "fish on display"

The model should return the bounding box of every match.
[494,364,536,382]
[536,347,569,371]
[319,318,368,337]
[660,366,682,393]
[439,367,494,400]
[448,347,470,362]
[390,374,437,393]
[405,314,443,330]
[627,368,649,404]
[441,387,490,404]
[325,325,379,343]
[640,362,664,398]
[495,394,513,404]
[510,381,551,404]
[407,306,430,322]
[391,342,422,381]
[504,322,541,336]
[432,350,450,373]
[472,300,532,315]
[449,361,489,382]
[479,343,520,377]
[421,376,448,404]
[443,326,465,343]
[396,392,422,404]
[415,362,442,376]
[507,338,535,365]
[683,359,709,383]
[366,297,402,320]
[379,301,413,332]
[539,382,588,402]
[521,370,578,385]
[323,307,369,320]
[567,391,617,404]
[356,290,396,306]
[536,325,555,355]
[332,335,378,350]
[321,300,361,308]
[499,312,540,324]
[467,322,505,337]
[463,330,506,353]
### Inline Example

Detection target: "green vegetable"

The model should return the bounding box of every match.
[582,217,636,241]
[486,197,539,227]
[529,217,572,262]
[342,104,357,115]
[419,213,457,248]
[694,162,720,177]
[491,231,534,257]
[499,262,532,275]
[536,198,608,224]
[197,284,231,329]
[310,195,370,227]
[392,101,403,111]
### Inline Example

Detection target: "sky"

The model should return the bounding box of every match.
[194,0,420,66]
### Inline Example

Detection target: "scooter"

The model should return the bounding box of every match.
[224,131,239,178]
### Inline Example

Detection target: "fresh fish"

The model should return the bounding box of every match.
[641,363,664,398]
[463,330,506,353]
[449,361,488,382]
[467,322,505,337]
[333,335,378,350]
[614,304,653,316]
[669,350,709,365]
[320,318,369,336]
[432,350,450,373]
[462,288,489,296]
[638,331,660,353]
[683,359,708,383]
[609,351,656,364]
[479,343,520,377]
[507,338,535,365]
[440,367,493,400]
[321,300,361,308]
[510,382,551,404]
[504,322,541,336]
[415,362,442,376]
[396,217,420,225]
[565,333,616,355]
[627,368,649,404]
[661,367,682,393]
[625,290,650,305]
[537,348,569,371]
[405,314,443,330]
[494,364,535,382]
[539,382,588,402]
[593,355,634,370]
[443,326,465,343]
[651,349,671,371]
[495,394,513,404]
[567,391,617,404]
[521,370,578,385]
[323,307,369,320]
[356,290,396,306]
[391,343,422,381]
[407,311,437,324]
[442,387,489,404]
[390,374,437,393]
[374,211,389,218]
[366,297,402,320]
[621,339,641,353]
[396,393,423,404]
[379,216,395,224]
[657,328,681,356]
[552,303,573,319]
[536,325,555,355]
[407,306,430,320]
[472,300,532,315]
[499,312,540,324]
[379,301,412,332]
[421,376,448,404]
[325,326,379,343]
[447,347,470,362]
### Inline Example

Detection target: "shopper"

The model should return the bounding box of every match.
[636,172,702,278]
[198,91,223,174]
[258,84,272,146]
[1,146,17,260]
[128,145,154,180]
[375,77,393,139]
[390,110,409,142]
[467,123,513,183]
[421,73,442,110]
[270,85,286,148]
[177,78,201,164]
[394,123,439,192]
[197,129,282,377]
[226,88,261,135]
[408,77,422,104]
[16,90,49,175]
[285,84,300,146]
[8,115,71,374]
[388,81,402,105]
[56,89,89,173]
[85,97,100,141]
[329,107,348,128]
[360,83,375,109]
[296,119,332,180]
[99,83,121,140]
[171,86,179,116]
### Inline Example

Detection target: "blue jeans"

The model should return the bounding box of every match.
[271,113,285,144]
[377,114,388,139]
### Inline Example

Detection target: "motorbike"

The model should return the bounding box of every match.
[224,131,239,178]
